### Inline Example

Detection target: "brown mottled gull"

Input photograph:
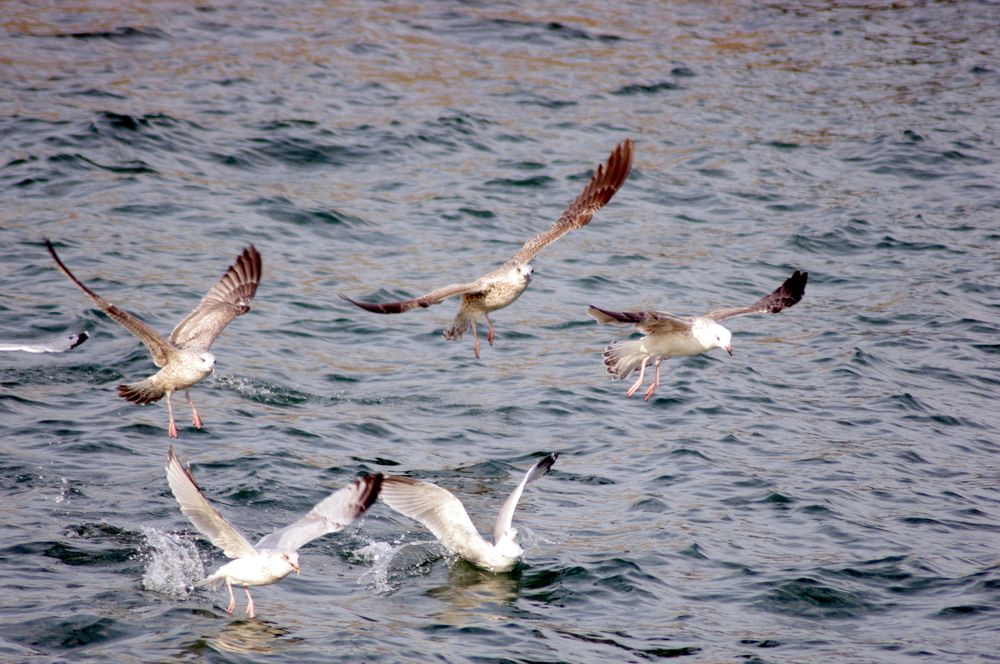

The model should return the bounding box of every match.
[45,239,261,437]
[340,139,634,358]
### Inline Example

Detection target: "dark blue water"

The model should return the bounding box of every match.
[2,1,998,661]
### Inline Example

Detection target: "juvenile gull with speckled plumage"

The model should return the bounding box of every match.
[166,446,382,618]
[340,140,633,358]
[590,270,807,401]
[379,453,558,573]
[45,240,261,438]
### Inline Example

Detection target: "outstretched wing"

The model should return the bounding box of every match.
[508,139,633,266]
[170,245,262,350]
[338,280,483,314]
[705,270,808,322]
[492,453,558,545]
[165,446,257,560]
[45,239,174,367]
[379,476,485,551]
[588,305,691,336]
[255,473,383,552]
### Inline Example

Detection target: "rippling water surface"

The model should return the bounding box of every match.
[2,1,998,661]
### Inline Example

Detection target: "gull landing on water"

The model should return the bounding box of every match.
[379,453,558,573]
[589,270,808,401]
[340,140,634,358]
[45,240,261,438]
[165,446,382,618]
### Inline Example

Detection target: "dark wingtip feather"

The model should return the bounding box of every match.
[537,452,558,474]
[68,331,90,349]
[525,452,558,484]
[774,270,808,312]
[338,292,406,314]
[357,473,384,514]
[235,244,262,293]
[587,304,610,322]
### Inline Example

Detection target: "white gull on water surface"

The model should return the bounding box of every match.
[379,453,558,573]
[165,446,382,618]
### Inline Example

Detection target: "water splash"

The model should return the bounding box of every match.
[53,476,69,504]
[140,527,205,597]
[355,539,442,593]
[212,374,313,406]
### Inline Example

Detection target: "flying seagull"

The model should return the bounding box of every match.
[379,453,558,573]
[340,139,634,358]
[45,239,261,438]
[0,331,89,353]
[589,270,808,401]
[165,446,382,618]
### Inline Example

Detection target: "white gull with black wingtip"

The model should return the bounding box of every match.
[379,453,558,573]
[165,446,382,618]
[0,331,89,353]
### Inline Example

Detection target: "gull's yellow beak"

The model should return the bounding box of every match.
[725,345,733,356]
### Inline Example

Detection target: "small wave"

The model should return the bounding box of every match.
[53,26,166,42]
[140,527,205,598]
[613,81,680,95]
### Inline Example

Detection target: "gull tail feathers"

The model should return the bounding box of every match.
[603,340,648,380]
[117,379,165,404]
[196,573,225,590]
[442,313,472,341]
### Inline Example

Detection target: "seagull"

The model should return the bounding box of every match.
[45,240,261,438]
[589,270,808,401]
[379,453,558,573]
[0,331,89,353]
[340,140,634,358]
[165,445,383,618]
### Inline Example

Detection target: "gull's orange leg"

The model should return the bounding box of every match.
[166,392,179,439]
[225,578,236,614]
[625,360,648,398]
[643,359,663,401]
[244,587,255,618]
[185,390,203,429]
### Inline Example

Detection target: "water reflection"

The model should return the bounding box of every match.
[201,618,303,657]
[425,562,521,625]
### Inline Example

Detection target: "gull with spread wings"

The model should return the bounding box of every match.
[379,453,558,573]
[340,140,633,358]
[166,446,382,618]
[45,240,261,438]
[589,270,808,401]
